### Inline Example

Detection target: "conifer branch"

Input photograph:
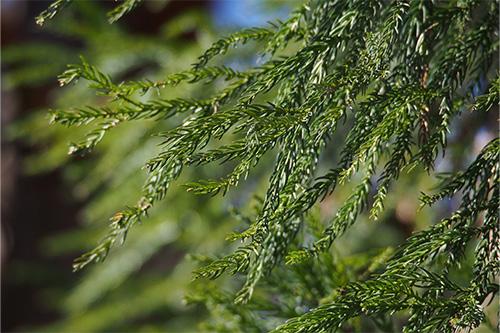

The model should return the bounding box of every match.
[36,0,72,26]
[107,0,143,23]
[39,0,499,330]
[37,0,144,25]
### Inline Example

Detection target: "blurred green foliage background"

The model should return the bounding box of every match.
[1,1,497,332]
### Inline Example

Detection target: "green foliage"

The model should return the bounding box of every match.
[276,139,499,332]
[11,0,500,331]
[36,0,72,26]
[35,0,144,25]
[7,2,226,331]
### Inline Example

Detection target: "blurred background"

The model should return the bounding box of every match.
[1,1,497,332]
